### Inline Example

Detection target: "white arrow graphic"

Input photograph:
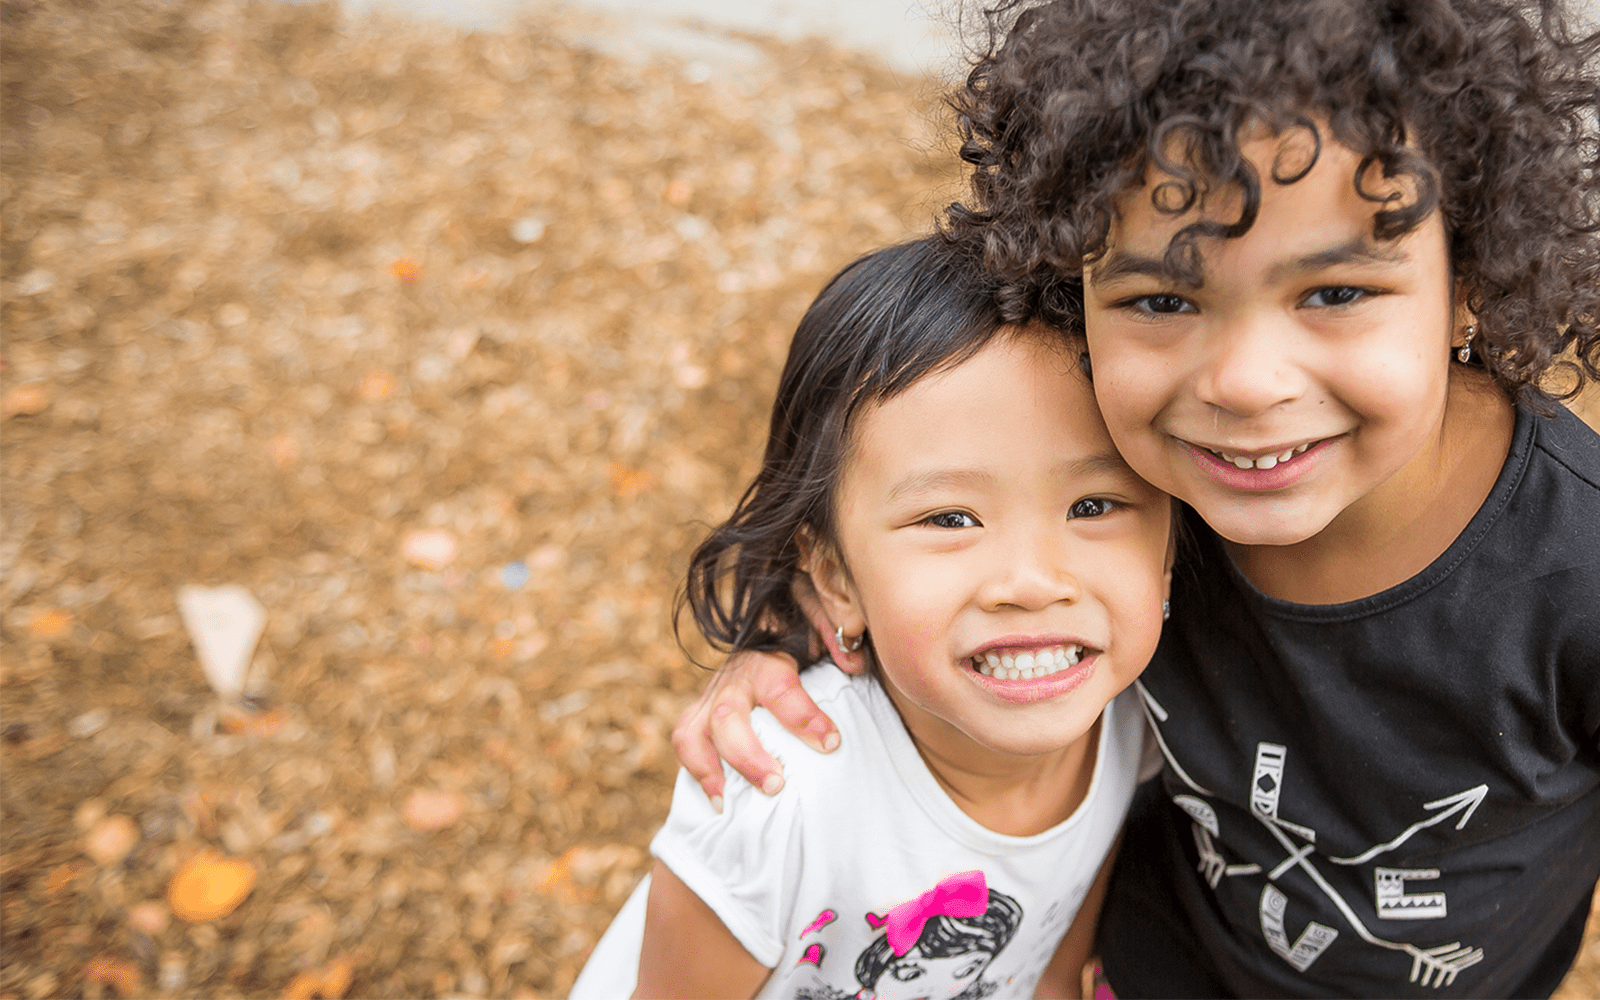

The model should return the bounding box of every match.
[1135,701,1489,988]
[1328,786,1488,866]
[1256,810,1484,987]
[1135,681,1215,797]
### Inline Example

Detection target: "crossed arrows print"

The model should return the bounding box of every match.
[1137,682,1487,988]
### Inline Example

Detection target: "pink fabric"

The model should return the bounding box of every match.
[883,870,988,955]
[800,909,837,938]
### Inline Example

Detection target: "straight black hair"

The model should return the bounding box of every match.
[677,235,1018,665]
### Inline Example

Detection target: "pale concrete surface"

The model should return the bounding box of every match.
[300,0,1599,84]
[324,0,968,78]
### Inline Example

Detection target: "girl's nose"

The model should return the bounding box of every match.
[978,533,1082,611]
[1194,314,1308,417]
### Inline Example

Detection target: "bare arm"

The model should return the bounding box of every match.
[1032,837,1119,1000]
[671,579,866,804]
[633,861,770,999]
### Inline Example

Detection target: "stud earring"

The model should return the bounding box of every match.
[1457,326,1476,364]
[1162,599,1171,622]
[835,626,864,653]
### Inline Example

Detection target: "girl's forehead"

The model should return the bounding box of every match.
[1093,136,1435,287]
[852,331,1096,430]
[839,331,1139,493]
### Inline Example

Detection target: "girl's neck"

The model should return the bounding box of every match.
[1228,372,1516,605]
[877,674,1101,838]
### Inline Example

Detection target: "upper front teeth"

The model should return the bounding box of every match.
[974,646,1083,680]
[1216,441,1313,470]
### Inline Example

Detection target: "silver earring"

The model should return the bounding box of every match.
[1457,326,1475,364]
[1162,599,1171,622]
[835,626,864,653]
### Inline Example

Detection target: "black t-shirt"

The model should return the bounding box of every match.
[1098,404,1600,998]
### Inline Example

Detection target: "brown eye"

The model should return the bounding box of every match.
[1303,286,1368,308]
[1133,293,1194,314]
[924,511,979,529]
[1069,498,1115,519]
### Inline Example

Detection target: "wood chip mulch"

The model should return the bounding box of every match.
[1,1,1595,998]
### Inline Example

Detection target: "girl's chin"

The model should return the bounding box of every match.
[1183,494,1341,549]
[1208,518,1328,549]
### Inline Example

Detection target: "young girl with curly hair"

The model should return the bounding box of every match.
[672,1,1600,997]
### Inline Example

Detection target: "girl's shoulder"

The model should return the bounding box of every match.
[1533,403,1600,489]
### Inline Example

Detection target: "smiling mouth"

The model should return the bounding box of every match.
[969,645,1085,680]
[1204,440,1317,470]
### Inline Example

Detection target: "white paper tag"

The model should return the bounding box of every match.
[176,584,266,699]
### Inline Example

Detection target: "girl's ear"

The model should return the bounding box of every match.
[1452,281,1479,341]
[795,527,866,638]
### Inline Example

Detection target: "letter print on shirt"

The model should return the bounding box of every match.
[1135,682,1488,988]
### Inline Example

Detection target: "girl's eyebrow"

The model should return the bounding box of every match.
[888,468,997,504]
[1068,452,1142,482]
[1090,236,1408,289]
[1265,235,1408,284]
[1089,250,1188,288]
[886,453,1138,503]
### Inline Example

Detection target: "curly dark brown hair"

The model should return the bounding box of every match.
[946,0,1600,405]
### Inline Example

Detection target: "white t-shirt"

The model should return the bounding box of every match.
[571,663,1147,999]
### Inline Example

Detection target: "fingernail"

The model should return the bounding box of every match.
[760,772,784,795]
[710,795,723,814]
[821,731,840,753]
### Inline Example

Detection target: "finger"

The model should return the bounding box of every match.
[671,709,728,811]
[710,700,787,795]
[673,663,742,808]
[754,657,841,755]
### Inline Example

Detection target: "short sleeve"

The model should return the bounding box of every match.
[649,759,804,968]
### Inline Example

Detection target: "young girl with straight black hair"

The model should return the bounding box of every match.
[573,234,1174,999]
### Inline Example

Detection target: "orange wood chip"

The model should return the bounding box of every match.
[83,954,142,998]
[281,956,353,1000]
[219,705,289,736]
[28,608,73,639]
[167,852,255,922]
[46,860,89,896]
[1,382,51,418]
[607,462,653,501]
[401,788,466,831]
[388,257,421,284]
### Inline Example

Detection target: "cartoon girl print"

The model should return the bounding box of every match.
[852,872,1023,1000]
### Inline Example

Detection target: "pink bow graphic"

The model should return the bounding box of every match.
[883,870,987,956]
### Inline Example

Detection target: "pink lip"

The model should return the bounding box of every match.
[963,654,1096,704]
[1182,437,1331,492]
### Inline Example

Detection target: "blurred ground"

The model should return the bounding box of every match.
[0,1,1596,998]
